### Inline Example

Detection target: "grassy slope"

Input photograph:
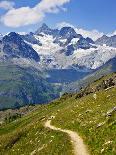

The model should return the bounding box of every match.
[0,101,73,155]
[0,73,116,155]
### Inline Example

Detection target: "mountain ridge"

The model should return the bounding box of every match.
[0,23,116,109]
[0,24,116,70]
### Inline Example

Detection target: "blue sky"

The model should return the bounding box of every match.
[0,0,116,34]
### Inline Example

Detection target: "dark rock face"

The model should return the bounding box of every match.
[96,78,116,91]
[21,32,42,45]
[35,23,59,37]
[95,35,116,48]
[0,40,2,52]
[2,32,40,61]
[54,27,82,46]
[86,37,95,44]
[53,26,96,55]
[58,27,82,40]
[66,44,75,56]
[76,37,96,49]
[65,37,95,56]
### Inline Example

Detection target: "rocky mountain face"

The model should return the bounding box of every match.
[1,32,40,61]
[75,72,116,99]
[35,23,59,37]
[21,32,42,45]
[95,35,116,48]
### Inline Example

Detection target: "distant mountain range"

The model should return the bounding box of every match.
[95,35,116,48]
[1,23,116,70]
[0,23,116,109]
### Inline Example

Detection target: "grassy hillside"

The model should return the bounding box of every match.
[0,73,116,155]
[0,62,60,110]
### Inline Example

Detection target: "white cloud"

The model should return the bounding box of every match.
[56,22,104,41]
[0,1,15,10]
[1,0,71,28]
[36,0,70,13]
[1,7,44,27]
[56,21,75,29]
[75,28,104,41]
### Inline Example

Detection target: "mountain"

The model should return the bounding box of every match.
[35,23,59,37]
[27,24,116,70]
[57,26,82,40]
[53,27,96,56]
[21,32,42,45]
[1,24,116,71]
[96,34,116,48]
[0,23,116,109]
[0,61,60,110]
[1,32,40,61]
[63,57,116,93]
[0,73,116,155]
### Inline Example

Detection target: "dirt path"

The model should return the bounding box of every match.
[45,119,89,155]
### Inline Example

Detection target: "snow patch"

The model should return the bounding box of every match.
[33,34,62,55]
[71,38,80,44]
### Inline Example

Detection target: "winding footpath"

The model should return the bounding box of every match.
[45,119,89,155]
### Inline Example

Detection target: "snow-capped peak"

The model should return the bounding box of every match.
[1,23,116,71]
[56,22,104,41]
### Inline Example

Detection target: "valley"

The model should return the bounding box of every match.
[0,73,116,155]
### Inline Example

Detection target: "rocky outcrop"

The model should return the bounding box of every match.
[75,73,116,99]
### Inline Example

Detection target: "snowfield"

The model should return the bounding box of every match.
[33,34,63,56]
[73,45,116,69]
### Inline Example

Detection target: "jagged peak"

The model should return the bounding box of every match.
[100,34,109,39]
[35,23,59,36]
[86,37,95,44]
[7,32,20,37]
[35,23,51,34]
[41,23,49,29]
[60,26,76,33]
[58,26,82,39]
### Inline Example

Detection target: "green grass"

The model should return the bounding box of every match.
[0,103,73,155]
[52,87,116,155]
[0,73,116,155]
